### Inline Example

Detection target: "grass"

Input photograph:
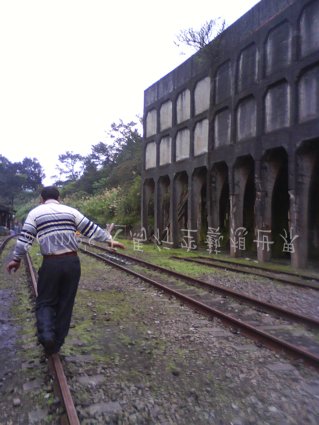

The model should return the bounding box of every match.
[119,239,319,279]
[25,235,319,280]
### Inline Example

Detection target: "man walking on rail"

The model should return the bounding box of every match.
[6,186,125,355]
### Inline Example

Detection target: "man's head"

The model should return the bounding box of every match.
[41,186,60,202]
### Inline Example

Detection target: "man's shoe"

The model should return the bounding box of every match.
[41,338,56,355]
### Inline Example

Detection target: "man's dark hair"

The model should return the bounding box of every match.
[41,186,60,201]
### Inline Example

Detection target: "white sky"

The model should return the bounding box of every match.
[0,0,260,184]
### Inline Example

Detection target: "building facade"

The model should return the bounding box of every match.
[142,0,319,268]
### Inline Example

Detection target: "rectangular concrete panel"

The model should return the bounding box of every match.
[265,21,292,76]
[265,82,290,132]
[160,101,173,131]
[237,97,257,141]
[237,44,258,93]
[300,1,319,58]
[298,65,319,123]
[176,89,191,124]
[145,142,157,169]
[194,119,209,156]
[214,109,231,147]
[146,110,157,137]
[215,61,231,104]
[176,129,190,161]
[194,77,210,115]
[160,137,172,166]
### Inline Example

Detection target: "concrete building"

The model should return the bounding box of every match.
[142,0,319,268]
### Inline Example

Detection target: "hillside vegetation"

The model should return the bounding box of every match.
[14,120,142,230]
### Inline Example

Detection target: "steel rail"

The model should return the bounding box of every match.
[171,255,319,290]
[81,248,319,370]
[0,234,16,254]
[195,255,319,281]
[80,242,319,328]
[24,253,80,425]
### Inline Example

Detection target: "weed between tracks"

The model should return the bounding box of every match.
[24,239,319,425]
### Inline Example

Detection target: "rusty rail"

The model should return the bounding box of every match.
[171,255,319,290]
[81,247,319,370]
[24,253,80,425]
[80,242,319,328]
[0,234,16,254]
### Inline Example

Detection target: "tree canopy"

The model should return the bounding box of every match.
[0,155,45,207]
[52,119,143,228]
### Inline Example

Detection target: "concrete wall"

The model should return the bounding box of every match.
[142,0,319,268]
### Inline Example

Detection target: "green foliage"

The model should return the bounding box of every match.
[55,151,85,181]
[63,187,119,226]
[116,176,141,225]
[55,119,142,228]
[61,174,141,228]
[14,197,39,222]
[14,119,142,229]
[0,155,44,209]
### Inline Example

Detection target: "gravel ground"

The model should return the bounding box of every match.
[63,252,319,425]
[1,242,319,425]
[201,270,319,320]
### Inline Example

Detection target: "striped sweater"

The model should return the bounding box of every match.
[12,199,112,261]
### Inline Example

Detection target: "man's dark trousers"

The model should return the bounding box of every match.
[36,254,81,352]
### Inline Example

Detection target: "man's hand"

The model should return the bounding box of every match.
[109,241,125,250]
[6,260,21,274]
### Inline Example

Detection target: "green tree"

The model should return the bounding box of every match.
[16,157,45,190]
[0,155,45,208]
[54,119,143,229]
[88,142,114,168]
[56,151,85,182]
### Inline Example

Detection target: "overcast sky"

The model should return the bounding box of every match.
[0,0,260,184]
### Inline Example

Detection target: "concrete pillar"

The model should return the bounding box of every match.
[210,168,219,229]
[171,175,180,247]
[154,179,159,239]
[290,153,313,268]
[230,158,255,258]
[255,159,271,262]
[187,171,195,231]
[229,165,240,258]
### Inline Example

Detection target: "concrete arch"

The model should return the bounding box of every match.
[293,140,319,267]
[173,171,189,239]
[191,167,208,244]
[210,162,230,246]
[261,147,289,259]
[158,175,171,240]
[231,156,255,255]
[309,153,319,262]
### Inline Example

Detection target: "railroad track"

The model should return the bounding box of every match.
[0,234,16,253]
[80,240,319,370]
[170,255,319,290]
[0,236,79,423]
[24,253,80,425]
